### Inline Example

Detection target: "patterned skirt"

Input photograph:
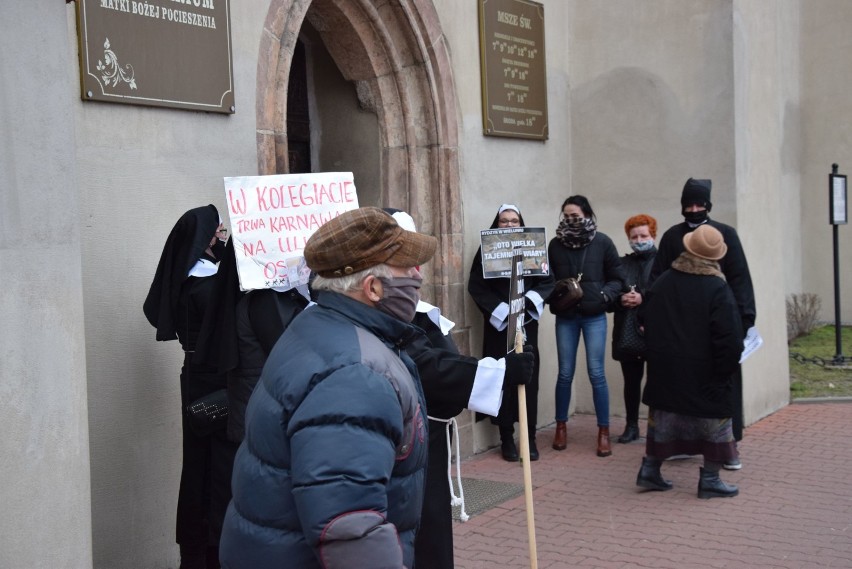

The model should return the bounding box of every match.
[645,408,738,463]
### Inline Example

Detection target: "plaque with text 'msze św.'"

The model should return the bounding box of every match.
[478,0,548,140]
[76,0,234,114]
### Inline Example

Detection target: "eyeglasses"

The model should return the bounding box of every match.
[560,213,583,222]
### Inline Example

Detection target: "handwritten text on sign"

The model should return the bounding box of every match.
[223,172,359,291]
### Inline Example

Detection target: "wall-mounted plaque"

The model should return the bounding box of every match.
[75,0,234,114]
[478,0,548,140]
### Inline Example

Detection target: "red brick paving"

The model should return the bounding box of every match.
[453,402,852,568]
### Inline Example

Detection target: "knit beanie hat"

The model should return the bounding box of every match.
[681,178,713,211]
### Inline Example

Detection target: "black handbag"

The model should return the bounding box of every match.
[547,248,587,315]
[548,276,584,314]
[185,389,229,437]
[617,309,646,359]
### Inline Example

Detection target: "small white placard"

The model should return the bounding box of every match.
[740,327,763,363]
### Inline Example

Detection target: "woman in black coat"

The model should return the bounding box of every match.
[610,214,658,444]
[636,224,744,499]
[468,204,555,462]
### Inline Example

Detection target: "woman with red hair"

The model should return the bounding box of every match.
[611,214,658,443]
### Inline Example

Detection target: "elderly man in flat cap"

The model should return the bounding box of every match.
[649,178,756,470]
[220,207,438,569]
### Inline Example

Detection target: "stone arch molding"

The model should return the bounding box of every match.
[257,0,468,346]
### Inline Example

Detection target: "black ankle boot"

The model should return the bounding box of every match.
[698,467,739,499]
[501,438,519,462]
[528,437,539,461]
[636,457,673,491]
[499,426,518,461]
[617,422,640,444]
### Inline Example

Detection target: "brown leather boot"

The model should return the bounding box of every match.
[552,421,567,450]
[597,427,612,457]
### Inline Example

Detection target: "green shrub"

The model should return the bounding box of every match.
[786,293,821,342]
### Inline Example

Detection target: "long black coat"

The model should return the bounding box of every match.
[650,219,756,331]
[408,312,479,569]
[229,288,308,442]
[175,274,231,548]
[641,265,744,418]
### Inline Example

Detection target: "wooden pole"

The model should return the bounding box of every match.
[515,330,538,569]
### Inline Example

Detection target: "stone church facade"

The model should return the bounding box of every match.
[3,1,848,566]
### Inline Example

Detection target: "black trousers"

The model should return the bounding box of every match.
[619,358,646,424]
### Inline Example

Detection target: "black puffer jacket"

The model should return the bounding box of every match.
[547,232,625,317]
[220,291,428,569]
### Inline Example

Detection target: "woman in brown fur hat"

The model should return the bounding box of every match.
[636,224,743,499]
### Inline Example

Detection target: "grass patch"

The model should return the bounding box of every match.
[789,325,852,398]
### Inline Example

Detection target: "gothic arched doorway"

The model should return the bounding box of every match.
[256,0,468,350]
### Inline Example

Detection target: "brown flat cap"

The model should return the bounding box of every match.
[683,224,727,260]
[304,207,437,277]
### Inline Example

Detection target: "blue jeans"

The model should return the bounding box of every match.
[554,313,610,426]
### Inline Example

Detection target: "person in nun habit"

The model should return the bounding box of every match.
[143,204,231,569]
[384,209,535,569]
[468,203,556,462]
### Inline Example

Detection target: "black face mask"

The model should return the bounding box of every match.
[683,210,709,225]
[375,276,421,322]
[209,239,227,261]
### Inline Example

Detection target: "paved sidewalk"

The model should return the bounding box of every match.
[452,402,852,568]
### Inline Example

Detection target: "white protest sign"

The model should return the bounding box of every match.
[223,172,359,291]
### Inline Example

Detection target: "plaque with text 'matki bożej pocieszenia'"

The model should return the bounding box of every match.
[478,0,548,140]
[75,0,234,114]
